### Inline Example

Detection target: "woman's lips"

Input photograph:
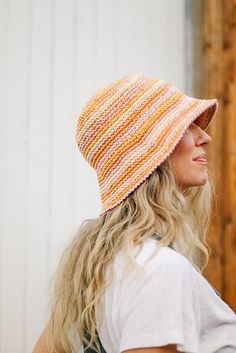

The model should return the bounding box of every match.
[194,158,208,164]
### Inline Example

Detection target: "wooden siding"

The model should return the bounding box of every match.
[187,0,236,311]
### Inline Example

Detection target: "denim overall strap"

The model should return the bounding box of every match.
[83,334,106,353]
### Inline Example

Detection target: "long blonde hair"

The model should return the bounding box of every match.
[47,157,217,353]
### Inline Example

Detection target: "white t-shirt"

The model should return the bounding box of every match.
[95,237,236,353]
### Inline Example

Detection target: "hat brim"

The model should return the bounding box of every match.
[193,98,218,130]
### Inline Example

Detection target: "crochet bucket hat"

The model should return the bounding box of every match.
[76,74,219,216]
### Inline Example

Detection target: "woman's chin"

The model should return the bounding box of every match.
[179,174,208,190]
[192,174,208,187]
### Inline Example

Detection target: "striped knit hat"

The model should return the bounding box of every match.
[76,74,218,215]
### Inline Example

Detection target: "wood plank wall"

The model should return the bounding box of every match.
[187,0,236,311]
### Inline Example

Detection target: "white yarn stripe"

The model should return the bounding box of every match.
[86,80,167,164]
[96,85,178,172]
[103,100,213,207]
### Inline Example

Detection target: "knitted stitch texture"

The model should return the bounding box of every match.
[76,74,218,215]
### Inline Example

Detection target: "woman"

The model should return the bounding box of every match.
[32,74,236,353]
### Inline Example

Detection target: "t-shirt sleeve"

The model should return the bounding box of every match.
[118,251,201,353]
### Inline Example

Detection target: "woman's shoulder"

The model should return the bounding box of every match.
[110,237,196,284]
[135,237,191,266]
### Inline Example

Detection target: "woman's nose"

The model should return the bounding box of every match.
[202,131,212,144]
[195,126,212,145]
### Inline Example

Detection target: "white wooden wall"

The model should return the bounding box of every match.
[0,0,186,352]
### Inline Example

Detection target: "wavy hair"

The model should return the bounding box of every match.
[47,157,218,353]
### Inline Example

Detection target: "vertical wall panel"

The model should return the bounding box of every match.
[0,0,31,352]
[73,0,111,229]
[49,0,76,276]
[25,0,53,352]
[0,0,8,351]
[112,0,185,85]
[220,0,236,310]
